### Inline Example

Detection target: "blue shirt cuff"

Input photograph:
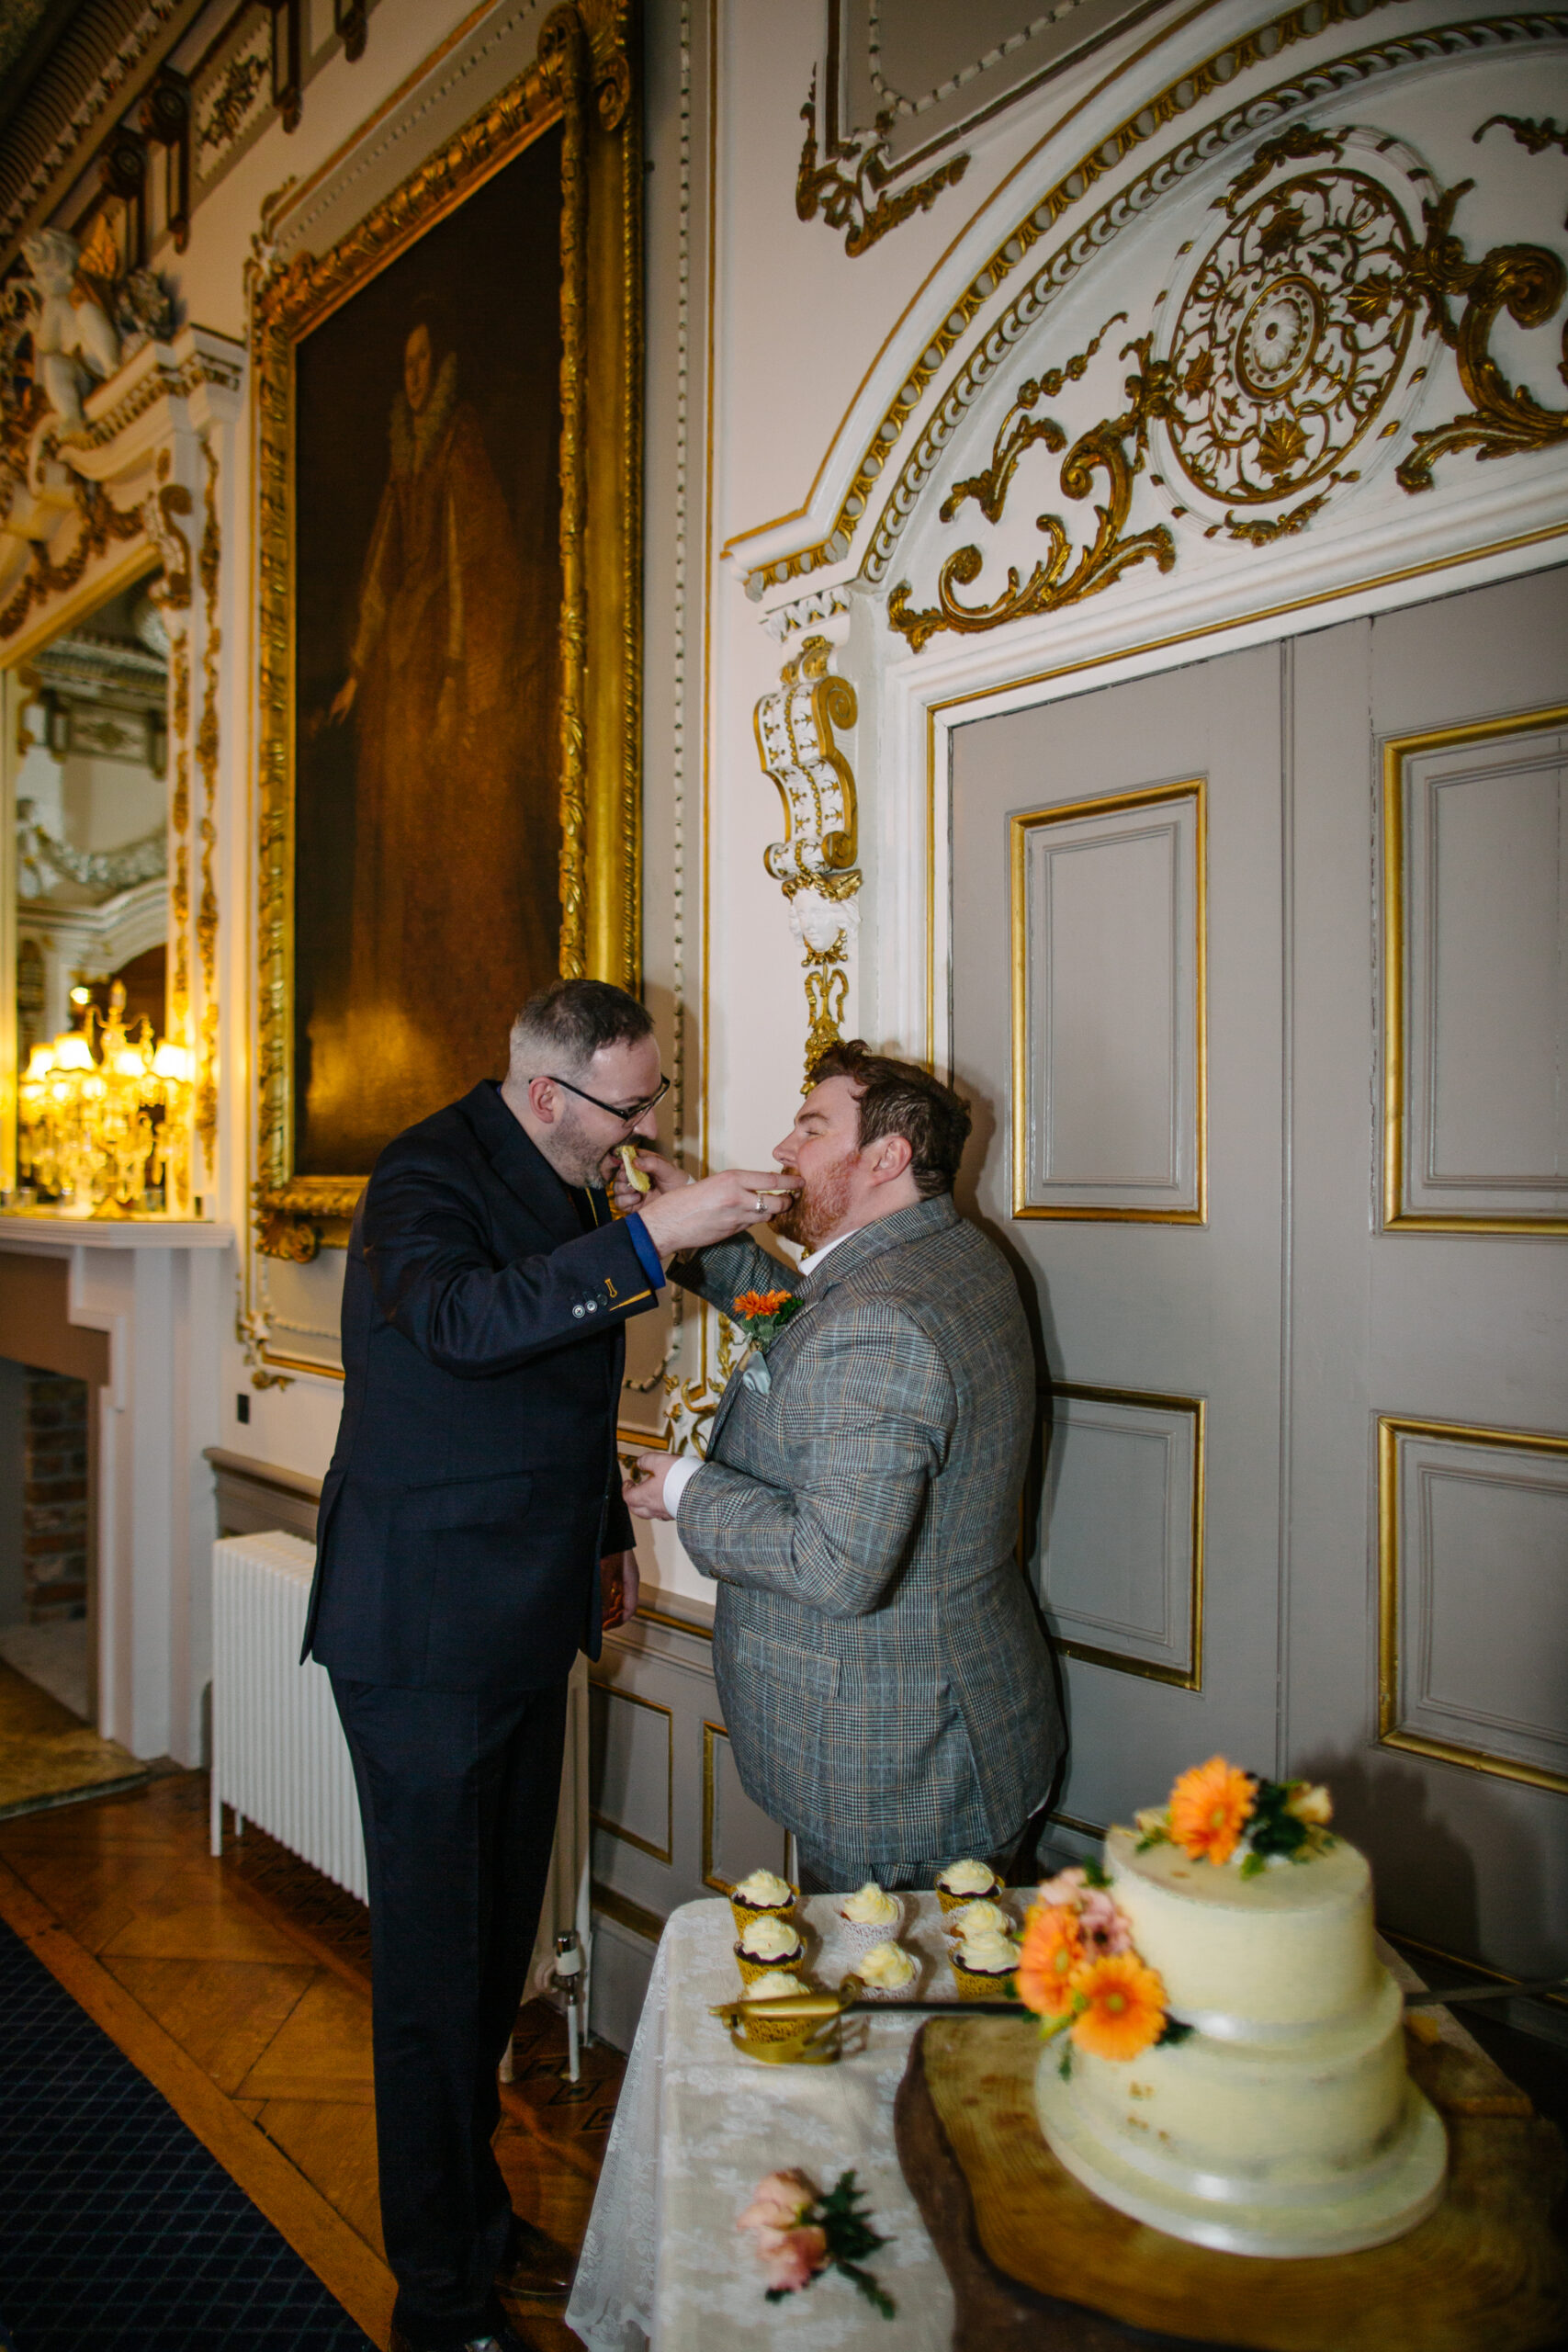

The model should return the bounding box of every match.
[624,1210,665,1293]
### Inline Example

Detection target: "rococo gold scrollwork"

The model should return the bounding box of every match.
[753,636,863,1080]
[1395,177,1568,489]
[939,315,1123,528]
[250,3,640,1266]
[887,326,1178,653]
[1166,163,1416,504]
[1472,114,1568,161]
[796,72,970,259]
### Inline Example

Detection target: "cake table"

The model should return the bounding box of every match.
[896,1999,1567,2350]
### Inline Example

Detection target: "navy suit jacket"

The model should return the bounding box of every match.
[302,1080,660,1692]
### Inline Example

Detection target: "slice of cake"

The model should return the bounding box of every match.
[1027,1758,1447,2256]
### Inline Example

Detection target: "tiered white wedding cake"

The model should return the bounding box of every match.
[1029,1762,1447,2256]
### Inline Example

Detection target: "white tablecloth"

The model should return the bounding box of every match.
[566,1892,972,2352]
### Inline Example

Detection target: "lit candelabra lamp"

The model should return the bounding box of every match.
[17,982,194,1217]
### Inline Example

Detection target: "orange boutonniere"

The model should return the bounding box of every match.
[729,1290,804,1393]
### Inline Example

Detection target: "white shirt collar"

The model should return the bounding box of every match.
[796,1230,854,1277]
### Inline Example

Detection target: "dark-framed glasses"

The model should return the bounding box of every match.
[547,1071,671,1128]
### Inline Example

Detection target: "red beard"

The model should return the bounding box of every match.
[771,1153,855,1253]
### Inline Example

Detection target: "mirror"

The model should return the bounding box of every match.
[6,567,186,1216]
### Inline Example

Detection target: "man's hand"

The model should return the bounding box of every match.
[623,1453,677,1521]
[637,1168,799,1257]
[600,1549,640,1628]
[609,1147,686,1214]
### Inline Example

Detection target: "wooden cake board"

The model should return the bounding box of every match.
[893,2015,1568,2352]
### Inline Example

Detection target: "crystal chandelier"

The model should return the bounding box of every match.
[17,981,193,1217]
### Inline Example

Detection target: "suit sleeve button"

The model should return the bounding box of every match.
[572,1305,584,1318]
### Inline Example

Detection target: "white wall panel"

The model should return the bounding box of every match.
[1387,712,1568,1226]
[1013,782,1203,1218]
[589,1685,674,1863]
[1036,1385,1202,1687]
[702,1721,789,1893]
[1381,1419,1568,1792]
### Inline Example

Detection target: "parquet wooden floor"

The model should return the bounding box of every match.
[0,1771,624,2350]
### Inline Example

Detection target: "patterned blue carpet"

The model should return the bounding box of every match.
[0,1916,375,2350]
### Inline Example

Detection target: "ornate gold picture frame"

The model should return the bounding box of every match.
[253,1,641,1260]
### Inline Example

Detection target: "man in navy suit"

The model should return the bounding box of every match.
[304,979,790,2352]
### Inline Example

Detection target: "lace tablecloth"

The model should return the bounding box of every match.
[565,1892,974,2352]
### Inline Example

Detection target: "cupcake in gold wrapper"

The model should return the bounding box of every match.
[734,1969,815,2045]
[950,1925,1019,2002]
[935,1858,1001,1914]
[735,1911,806,1986]
[728,1867,796,1940]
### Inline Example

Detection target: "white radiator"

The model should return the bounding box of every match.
[209,1531,368,1899]
[207,1531,594,2019]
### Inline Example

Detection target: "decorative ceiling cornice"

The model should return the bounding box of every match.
[0,0,206,273]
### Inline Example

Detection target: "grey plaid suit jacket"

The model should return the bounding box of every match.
[672,1194,1061,1871]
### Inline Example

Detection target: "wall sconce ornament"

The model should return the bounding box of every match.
[752,634,862,1082]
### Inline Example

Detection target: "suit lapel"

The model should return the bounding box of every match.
[457,1081,581,1245]
[707,1198,959,1461]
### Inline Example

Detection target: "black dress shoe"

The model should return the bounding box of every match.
[495,2211,575,2301]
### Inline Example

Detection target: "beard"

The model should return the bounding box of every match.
[541,1100,616,1190]
[772,1151,855,1253]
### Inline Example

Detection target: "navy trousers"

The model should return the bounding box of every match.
[333,1676,569,2350]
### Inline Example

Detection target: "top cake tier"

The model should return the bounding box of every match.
[1104,1826,1377,2030]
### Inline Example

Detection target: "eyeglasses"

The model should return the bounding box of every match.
[547,1071,671,1128]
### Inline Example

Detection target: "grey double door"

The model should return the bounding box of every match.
[951,567,1568,1975]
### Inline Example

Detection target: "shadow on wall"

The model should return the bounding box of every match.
[952,1061,1070,1838]
[1294,1746,1496,1970]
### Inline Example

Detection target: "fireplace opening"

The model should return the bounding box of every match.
[0,1362,90,1720]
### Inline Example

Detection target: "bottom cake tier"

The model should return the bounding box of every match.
[1033,1969,1448,2257]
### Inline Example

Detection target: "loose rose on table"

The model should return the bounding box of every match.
[737,2167,895,2319]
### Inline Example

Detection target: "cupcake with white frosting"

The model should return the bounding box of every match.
[935,1858,1002,1914]
[735,1910,807,1987]
[944,1895,1014,1940]
[728,1867,796,1940]
[847,1940,920,2002]
[734,1967,817,2049]
[837,1880,903,1951]
[950,1924,1019,2002]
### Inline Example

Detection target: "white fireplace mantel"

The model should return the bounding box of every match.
[0,1216,233,1766]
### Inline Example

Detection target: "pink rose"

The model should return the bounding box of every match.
[1077,1888,1134,1954]
[756,2223,829,2293]
[1037,1866,1088,1906]
[737,2168,816,2235]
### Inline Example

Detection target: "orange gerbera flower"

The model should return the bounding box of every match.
[1168,1755,1257,1865]
[1069,1952,1168,2062]
[733,1289,793,1317]
[1015,1901,1084,2018]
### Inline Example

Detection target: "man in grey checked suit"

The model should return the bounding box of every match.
[621,1040,1061,1892]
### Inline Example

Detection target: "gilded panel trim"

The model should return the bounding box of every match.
[588,1681,674,1863]
[1010,779,1207,1223]
[1376,1413,1568,1792]
[251,2,642,1264]
[1382,703,1568,1235]
[1043,1382,1206,1690]
[702,1717,787,1894]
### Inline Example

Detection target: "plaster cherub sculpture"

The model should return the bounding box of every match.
[20,229,120,432]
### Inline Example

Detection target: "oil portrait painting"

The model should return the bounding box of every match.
[291,127,564,1174]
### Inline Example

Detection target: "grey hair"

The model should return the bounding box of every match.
[508,978,654,1080]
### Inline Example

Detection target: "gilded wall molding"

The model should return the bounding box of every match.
[194,436,220,1171]
[752,634,862,1082]
[740,5,1568,603]
[250,1,642,1264]
[886,122,1568,650]
[795,70,970,259]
